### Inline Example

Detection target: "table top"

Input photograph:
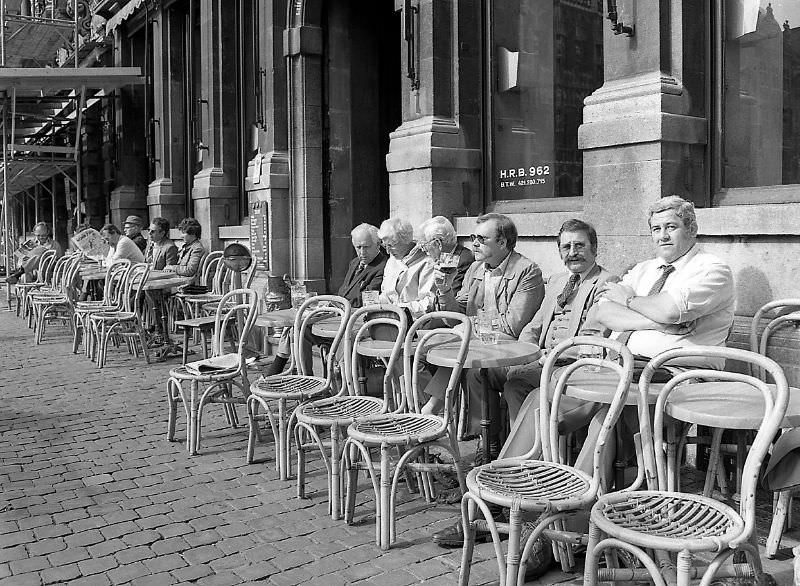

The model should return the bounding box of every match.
[256,308,296,328]
[425,339,541,369]
[143,276,192,291]
[665,382,800,429]
[311,316,342,338]
[564,367,663,406]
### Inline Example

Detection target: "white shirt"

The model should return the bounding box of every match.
[615,245,735,369]
[482,252,512,313]
[379,247,435,317]
[107,234,145,265]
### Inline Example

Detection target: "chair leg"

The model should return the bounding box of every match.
[676,549,692,586]
[167,379,180,442]
[330,425,342,520]
[582,522,602,586]
[703,427,724,497]
[766,489,792,558]
[504,508,523,586]
[181,328,189,364]
[458,496,477,586]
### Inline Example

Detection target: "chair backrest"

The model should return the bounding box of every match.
[36,249,57,282]
[639,346,788,544]
[102,260,132,301]
[200,251,223,289]
[404,311,471,420]
[341,304,406,400]
[210,258,230,295]
[211,288,260,372]
[63,255,86,303]
[46,255,70,289]
[121,263,151,314]
[540,336,634,490]
[292,295,351,382]
[749,299,800,381]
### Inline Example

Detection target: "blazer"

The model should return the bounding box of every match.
[439,250,545,338]
[451,243,475,295]
[174,240,206,282]
[337,250,388,308]
[144,240,179,271]
[518,264,618,347]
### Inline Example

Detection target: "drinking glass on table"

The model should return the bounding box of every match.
[476,309,500,344]
[290,282,307,309]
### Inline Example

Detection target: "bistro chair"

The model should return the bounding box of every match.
[342,311,472,550]
[457,336,634,585]
[23,251,67,327]
[166,288,259,455]
[583,346,789,586]
[293,304,407,520]
[71,260,131,355]
[14,248,56,318]
[246,295,351,480]
[172,250,221,323]
[88,263,151,368]
[29,253,83,344]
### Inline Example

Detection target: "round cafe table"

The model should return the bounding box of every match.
[425,338,541,462]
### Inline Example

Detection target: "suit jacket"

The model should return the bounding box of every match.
[439,250,545,338]
[144,240,179,271]
[451,244,475,295]
[337,250,388,308]
[518,264,618,347]
[174,240,206,282]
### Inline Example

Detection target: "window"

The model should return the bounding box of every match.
[718,0,800,193]
[485,0,604,203]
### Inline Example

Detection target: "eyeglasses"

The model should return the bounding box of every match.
[469,234,495,245]
[420,238,441,251]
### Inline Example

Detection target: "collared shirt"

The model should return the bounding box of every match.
[107,235,145,264]
[482,252,512,312]
[379,245,435,317]
[615,246,735,369]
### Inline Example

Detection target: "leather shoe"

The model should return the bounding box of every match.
[432,520,490,548]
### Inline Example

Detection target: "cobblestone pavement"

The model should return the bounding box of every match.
[0,303,797,585]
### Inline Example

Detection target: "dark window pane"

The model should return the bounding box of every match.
[489,0,604,201]
[722,1,800,188]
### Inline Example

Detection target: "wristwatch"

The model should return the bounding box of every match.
[624,294,636,309]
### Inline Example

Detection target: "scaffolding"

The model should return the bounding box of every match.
[0,0,141,296]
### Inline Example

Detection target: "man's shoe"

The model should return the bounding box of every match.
[432,520,490,548]
[519,524,555,581]
[4,274,18,285]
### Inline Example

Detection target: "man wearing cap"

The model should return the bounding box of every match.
[123,215,147,253]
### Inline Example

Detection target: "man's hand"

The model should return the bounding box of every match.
[433,267,456,293]
[598,282,636,306]
[164,265,177,273]
[661,320,696,335]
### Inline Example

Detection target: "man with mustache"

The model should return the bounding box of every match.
[431,219,616,552]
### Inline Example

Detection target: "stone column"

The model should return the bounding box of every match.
[147,7,187,227]
[284,2,326,291]
[246,0,290,276]
[110,30,149,227]
[192,0,240,252]
[386,0,482,228]
[578,0,707,273]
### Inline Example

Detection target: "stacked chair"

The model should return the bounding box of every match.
[293,304,407,520]
[29,253,83,344]
[14,248,56,319]
[343,311,472,550]
[583,346,788,585]
[71,260,131,355]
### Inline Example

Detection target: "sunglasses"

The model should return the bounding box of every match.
[469,234,495,245]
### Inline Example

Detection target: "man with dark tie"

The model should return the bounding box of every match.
[337,223,388,308]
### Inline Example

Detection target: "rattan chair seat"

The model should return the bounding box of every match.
[592,490,742,553]
[76,300,112,310]
[347,413,443,444]
[169,364,239,382]
[250,374,329,401]
[466,460,592,508]
[16,281,45,290]
[295,395,383,426]
[184,293,223,304]
[91,311,136,321]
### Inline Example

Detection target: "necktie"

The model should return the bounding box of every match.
[647,264,675,295]
[556,273,581,307]
[357,261,367,273]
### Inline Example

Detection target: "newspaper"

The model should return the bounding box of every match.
[184,353,241,375]
[71,228,109,261]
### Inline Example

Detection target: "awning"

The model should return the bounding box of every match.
[105,0,146,35]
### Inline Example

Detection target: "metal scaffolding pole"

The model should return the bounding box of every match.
[2,89,10,309]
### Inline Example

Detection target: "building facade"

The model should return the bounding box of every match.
[94,0,800,375]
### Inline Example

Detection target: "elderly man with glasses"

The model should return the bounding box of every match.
[418,216,474,295]
[4,222,63,284]
[377,217,435,318]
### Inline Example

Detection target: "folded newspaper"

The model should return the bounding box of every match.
[184,353,241,375]
[71,227,110,261]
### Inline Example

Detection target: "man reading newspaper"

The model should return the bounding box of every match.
[4,222,63,284]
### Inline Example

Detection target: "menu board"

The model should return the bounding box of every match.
[249,201,269,266]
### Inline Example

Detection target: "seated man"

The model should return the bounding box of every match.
[165,218,205,282]
[431,219,615,550]
[418,216,474,296]
[378,217,434,318]
[422,213,545,437]
[337,223,388,308]
[264,222,388,377]
[144,217,178,270]
[4,221,63,284]
[580,195,735,479]
[123,215,148,253]
[101,224,145,264]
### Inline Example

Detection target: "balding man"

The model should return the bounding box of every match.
[4,222,63,284]
[337,223,388,308]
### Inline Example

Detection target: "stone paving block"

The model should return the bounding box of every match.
[182,544,225,565]
[171,562,214,582]
[77,555,119,576]
[121,528,162,547]
[267,565,315,586]
[39,562,82,585]
[46,546,90,566]
[106,561,150,585]
[86,538,126,558]
[143,552,187,573]
[0,572,42,586]
[184,528,222,548]
[196,571,242,586]
[9,555,50,575]
[113,544,156,564]
[151,536,190,556]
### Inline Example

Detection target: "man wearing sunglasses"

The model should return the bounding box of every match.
[422,212,545,429]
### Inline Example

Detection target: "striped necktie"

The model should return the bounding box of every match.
[556,273,581,307]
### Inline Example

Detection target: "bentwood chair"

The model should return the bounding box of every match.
[166,288,259,455]
[583,346,789,586]
[457,336,634,585]
[23,251,67,327]
[88,263,151,368]
[342,311,472,550]
[71,260,131,355]
[293,304,407,520]
[14,248,56,318]
[246,295,351,480]
[30,254,83,344]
